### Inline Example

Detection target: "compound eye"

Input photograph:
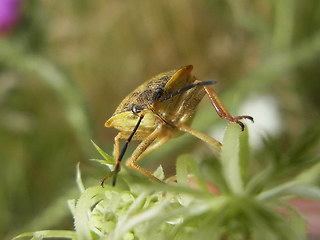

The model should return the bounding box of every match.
[152,88,164,102]
[155,88,164,95]
[131,104,142,114]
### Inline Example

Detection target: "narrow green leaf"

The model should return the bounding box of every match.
[221,123,243,194]
[176,154,208,192]
[239,124,250,183]
[258,181,320,201]
[90,158,114,169]
[76,162,85,193]
[67,199,76,217]
[90,140,115,166]
[13,230,77,240]
[176,155,193,206]
[153,165,165,181]
[186,155,208,192]
[176,155,189,186]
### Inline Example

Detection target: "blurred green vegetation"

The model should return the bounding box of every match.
[0,0,320,239]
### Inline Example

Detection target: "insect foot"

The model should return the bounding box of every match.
[229,115,254,131]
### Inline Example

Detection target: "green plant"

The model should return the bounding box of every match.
[13,123,320,240]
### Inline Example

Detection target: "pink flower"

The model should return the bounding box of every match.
[0,0,22,34]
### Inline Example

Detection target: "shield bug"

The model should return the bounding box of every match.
[103,65,253,186]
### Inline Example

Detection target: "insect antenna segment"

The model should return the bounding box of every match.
[159,80,216,102]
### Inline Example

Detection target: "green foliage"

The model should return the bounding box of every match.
[1,1,320,239]
[13,124,320,240]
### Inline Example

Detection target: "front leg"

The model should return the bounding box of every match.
[100,132,122,186]
[202,85,253,131]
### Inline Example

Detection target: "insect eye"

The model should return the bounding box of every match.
[155,88,164,95]
[152,88,164,103]
[131,104,142,114]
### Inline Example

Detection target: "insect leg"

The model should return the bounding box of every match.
[100,132,122,186]
[126,126,164,183]
[113,132,121,163]
[139,135,171,160]
[101,114,145,187]
[178,123,222,153]
[202,85,253,131]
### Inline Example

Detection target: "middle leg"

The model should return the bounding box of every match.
[178,123,222,154]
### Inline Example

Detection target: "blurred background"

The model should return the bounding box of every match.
[1,0,320,239]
